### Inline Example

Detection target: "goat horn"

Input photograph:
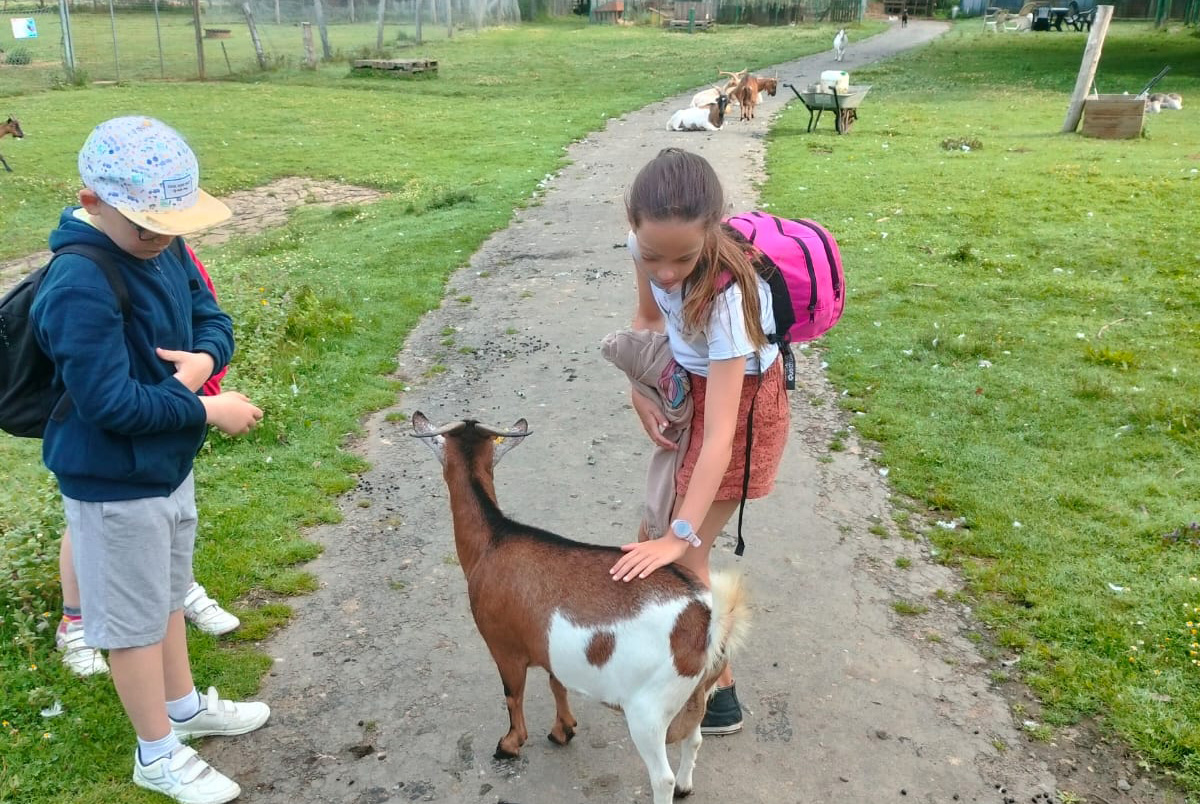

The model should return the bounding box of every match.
[410,420,469,438]
[474,421,531,438]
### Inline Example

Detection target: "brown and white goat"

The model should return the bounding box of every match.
[411,413,749,804]
[0,117,24,173]
[667,90,731,132]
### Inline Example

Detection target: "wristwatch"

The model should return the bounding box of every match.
[671,519,702,548]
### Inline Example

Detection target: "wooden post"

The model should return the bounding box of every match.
[313,0,332,59]
[275,0,281,23]
[446,0,453,37]
[349,0,356,22]
[415,0,423,42]
[302,21,317,68]
[1061,4,1113,133]
[375,0,386,50]
[243,2,267,70]
[192,0,206,80]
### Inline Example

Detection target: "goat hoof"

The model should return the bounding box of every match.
[673,786,693,799]
[547,725,575,746]
[493,744,521,761]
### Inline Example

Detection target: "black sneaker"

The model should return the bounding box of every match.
[701,683,743,735]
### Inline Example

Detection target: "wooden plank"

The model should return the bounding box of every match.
[351,58,438,73]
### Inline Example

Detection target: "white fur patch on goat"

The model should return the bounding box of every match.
[667,107,721,131]
[547,594,712,706]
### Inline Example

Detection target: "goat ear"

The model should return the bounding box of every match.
[492,419,528,465]
[411,411,434,435]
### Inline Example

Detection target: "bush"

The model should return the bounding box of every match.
[4,48,33,66]
[0,476,64,651]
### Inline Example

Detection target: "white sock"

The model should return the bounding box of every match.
[137,732,183,765]
[166,688,202,722]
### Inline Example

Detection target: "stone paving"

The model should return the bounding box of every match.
[0,177,387,292]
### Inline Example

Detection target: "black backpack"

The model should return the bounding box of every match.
[0,244,131,438]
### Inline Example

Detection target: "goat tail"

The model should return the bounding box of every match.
[704,570,750,676]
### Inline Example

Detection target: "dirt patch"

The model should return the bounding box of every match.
[0,177,386,293]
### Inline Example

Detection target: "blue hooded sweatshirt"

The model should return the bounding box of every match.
[31,208,234,502]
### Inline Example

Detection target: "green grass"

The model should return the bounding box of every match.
[762,21,1200,795]
[3,15,1200,803]
[0,18,878,803]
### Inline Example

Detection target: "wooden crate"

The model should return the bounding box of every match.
[1081,94,1145,139]
[350,59,438,76]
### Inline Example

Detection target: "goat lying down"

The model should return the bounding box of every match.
[411,413,749,804]
[668,91,731,131]
[1145,92,1183,113]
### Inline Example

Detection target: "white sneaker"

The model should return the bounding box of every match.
[182,583,240,636]
[171,687,270,740]
[55,619,109,677]
[133,745,241,804]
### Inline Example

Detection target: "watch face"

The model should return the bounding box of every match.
[672,520,689,536]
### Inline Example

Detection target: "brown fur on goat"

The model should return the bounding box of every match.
[0,116,23,173]
[411,413,748,804]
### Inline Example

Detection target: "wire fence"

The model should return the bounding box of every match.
[0,0,518,95]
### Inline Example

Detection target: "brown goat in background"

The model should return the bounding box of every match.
[1,117,24,172]
[734,74,778,121]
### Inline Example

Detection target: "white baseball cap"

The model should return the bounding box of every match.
[78,116,231,236]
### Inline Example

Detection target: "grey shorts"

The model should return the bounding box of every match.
[62,473,197,650]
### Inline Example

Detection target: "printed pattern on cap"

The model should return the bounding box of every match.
[78,116,201,213]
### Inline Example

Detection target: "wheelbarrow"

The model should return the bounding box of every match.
[783,82,872,134]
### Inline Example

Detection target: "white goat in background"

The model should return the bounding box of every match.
[833,28,848,62]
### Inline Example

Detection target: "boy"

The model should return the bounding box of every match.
[57,245,239,679]
[32,116,267,804]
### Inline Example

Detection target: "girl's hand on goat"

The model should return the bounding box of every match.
[632,390,677,450]
[610,536,689,582]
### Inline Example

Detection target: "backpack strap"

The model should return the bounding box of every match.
[52,244,132,321]
[44,244,132,423]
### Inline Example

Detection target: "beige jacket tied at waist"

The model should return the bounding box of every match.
[600,329,694,542]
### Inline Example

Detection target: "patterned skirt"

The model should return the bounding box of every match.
[676,357,790,500]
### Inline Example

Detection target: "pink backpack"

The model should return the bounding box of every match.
[724,210,846,345]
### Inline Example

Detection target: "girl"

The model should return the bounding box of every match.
[609,147,790,735]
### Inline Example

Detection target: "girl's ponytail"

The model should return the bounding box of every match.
[681,226,769,350]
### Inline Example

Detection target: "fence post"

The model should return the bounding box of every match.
[446,0,453,38]
[153,0,165,78]
[276,0,281,24]
[106,0,120,82]
[192,0,206,80]
[375,0,386,50]
[416,0,424,42]
[243,3,267,70]
[58,0,77,81]
[302,21,317,68]
[313,0,332,59]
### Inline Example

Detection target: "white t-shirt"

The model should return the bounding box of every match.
[628,231,779,377]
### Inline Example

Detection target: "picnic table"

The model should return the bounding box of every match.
[1033,3,1095,29]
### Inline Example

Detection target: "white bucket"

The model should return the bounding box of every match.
[820,70,849,92]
